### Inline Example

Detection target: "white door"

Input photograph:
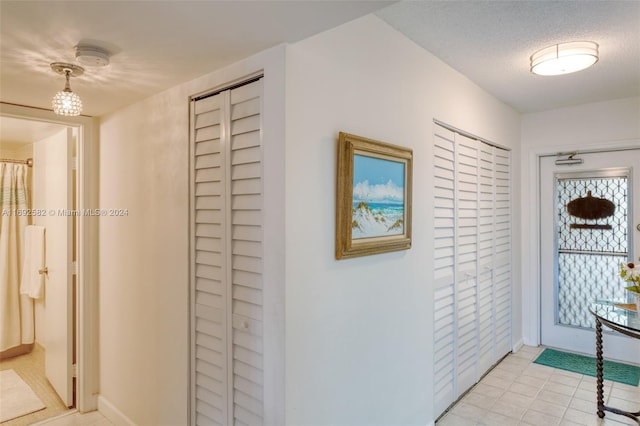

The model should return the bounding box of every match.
[433,125,512,417]
[540,148,640,363]
[33,128,74,406]
[191,78,265,425]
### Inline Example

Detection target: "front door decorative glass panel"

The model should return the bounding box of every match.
[556,172,630,329]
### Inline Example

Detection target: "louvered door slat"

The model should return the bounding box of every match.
[196,168,223,183]
[233,345,262,369]
[192,77,264,425]
[196,139,220,156]
[230,81,261,104]
[231,98,260,121]
[234,404,262,426]
[233,300,262,321]
[195,95,221,114]
[232,132,261,150]
[196,109,221,127]
[196,361,225,391]
[232,240,262,256]
[195,126,221,143]
[232,146,261,165]
[195,259,222,275]
[195,276,224,294]
[231,163,261,180]
[196,181,223,196]
[233,285,262,305]
[232,226,262,242]
[196,291,224,310]
[234,390,263,418]
[231,180,261,197]
[233,256,262,274]
[195,398,224,425]
[233,270,262,290]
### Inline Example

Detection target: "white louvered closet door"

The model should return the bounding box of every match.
[477,142,495,375]
[190,78,264,426]
[493,148,511,357]
[432,124,511,417]
[433,127,457,416]
[454,135,479,397]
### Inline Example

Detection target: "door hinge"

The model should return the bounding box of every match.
[72,364,77,378]
[73,261,77,275]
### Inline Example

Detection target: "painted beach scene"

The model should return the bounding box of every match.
[352,154,405,239]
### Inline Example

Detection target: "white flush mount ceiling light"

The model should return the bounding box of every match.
[530,41,599,76]
[50,62,84,116]
[75,45,110,67]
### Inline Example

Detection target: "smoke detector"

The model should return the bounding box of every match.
[75,45,110,67]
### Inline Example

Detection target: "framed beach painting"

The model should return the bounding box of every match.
[335,132,412,259]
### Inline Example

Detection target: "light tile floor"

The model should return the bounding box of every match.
[436,345,640,426]
[21,345,640,426]
[31,411,112,426]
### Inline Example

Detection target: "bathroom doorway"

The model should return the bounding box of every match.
[0,103,98,420]
[0,116,76,423]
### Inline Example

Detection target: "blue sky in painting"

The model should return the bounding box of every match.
[353,154,405,204]
[353,155,404,186]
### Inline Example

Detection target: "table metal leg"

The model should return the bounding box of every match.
[596,318,605,419]
[594,316,639,424]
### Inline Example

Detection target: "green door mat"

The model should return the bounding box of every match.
[534,348,640,386]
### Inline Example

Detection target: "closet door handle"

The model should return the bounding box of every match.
[38,267,48,276]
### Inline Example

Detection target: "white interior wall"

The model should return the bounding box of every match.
[0,147,16,158]
[284,15,520,425]
[97,13,527,425]
[0,144,32,160]
[520,96,640,346]
[98,46,285,425]
[17,144,32,160]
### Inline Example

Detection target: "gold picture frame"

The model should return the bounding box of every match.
[335,132,413,259]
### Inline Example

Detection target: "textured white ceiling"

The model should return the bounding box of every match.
[0,0,394,118]
[1,0,638,122]
[376,1,640,112]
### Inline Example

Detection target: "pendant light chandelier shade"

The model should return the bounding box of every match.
[50,63,84,116]
[530,41,599,76]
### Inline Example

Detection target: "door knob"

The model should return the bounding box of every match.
[637,224,640,232]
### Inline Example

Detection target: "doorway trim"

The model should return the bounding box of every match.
[0,102,99,412]
[524,139,640,348]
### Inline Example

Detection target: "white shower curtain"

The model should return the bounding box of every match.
[0,162,34,352]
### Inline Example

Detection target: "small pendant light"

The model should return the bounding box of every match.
[50,62,84,116]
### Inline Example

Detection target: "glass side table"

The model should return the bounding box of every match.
[589,301,640,424]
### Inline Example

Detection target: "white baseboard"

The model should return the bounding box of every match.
[30,410,77,425]
[98,395,137,426]
[512,338,524,353]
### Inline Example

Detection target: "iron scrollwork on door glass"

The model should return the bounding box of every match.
[556,174,629,328]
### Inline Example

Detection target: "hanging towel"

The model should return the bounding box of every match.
[20,225,46,299]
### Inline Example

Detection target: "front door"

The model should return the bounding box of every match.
[540,148,640,363]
